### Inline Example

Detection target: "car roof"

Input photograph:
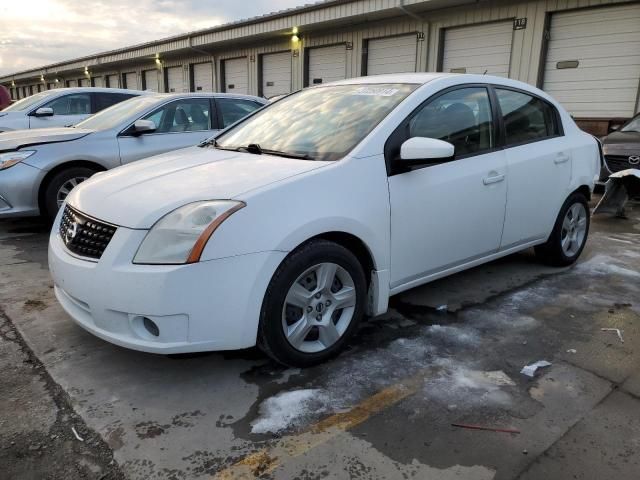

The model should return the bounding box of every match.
[40,87,146,95]
[143,92,267,103]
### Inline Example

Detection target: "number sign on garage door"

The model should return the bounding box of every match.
[123,72,138,90]
[192,63,213,92]
[543,4,640,118]
[106,74,119,88]
[366,34,417,75]
[143,70,159,92]
[261,52,292,98]
[442,21,513,77]
[223,58,249,94]
[307,45,346,85]
[165,66,184,93]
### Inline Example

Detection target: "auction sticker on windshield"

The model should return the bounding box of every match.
[352,87,400,96]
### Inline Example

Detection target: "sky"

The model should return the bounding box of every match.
[0,0,311,76]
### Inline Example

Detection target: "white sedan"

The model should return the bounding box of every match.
[49,73,600,366]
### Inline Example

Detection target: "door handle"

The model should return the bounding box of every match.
[554,153,570,164]
[483,173,505,185]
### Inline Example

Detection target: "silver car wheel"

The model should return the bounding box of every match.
[56,176,88,208]
[561,202,587,257]
[282,262,357,354]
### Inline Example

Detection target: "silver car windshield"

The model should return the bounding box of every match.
[215,84,418,161]
[74,95,161,131]
[3,91,51,111]
[621,115,640,133]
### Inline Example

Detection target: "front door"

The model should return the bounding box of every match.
[388,86,507,289]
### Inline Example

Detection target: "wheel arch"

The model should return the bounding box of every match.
[38,160,106,213]
[572,184,592,202]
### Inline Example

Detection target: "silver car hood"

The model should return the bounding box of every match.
[0,127,93,151]
[67,146,327,229]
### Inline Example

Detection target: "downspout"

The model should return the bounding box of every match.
[398,0,423,21]
[188,36,217,91]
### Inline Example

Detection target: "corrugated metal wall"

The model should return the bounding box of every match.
[3,0,638,125]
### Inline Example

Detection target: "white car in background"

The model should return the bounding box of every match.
[0,87,142,132]
[49,73,600,367]
[0,93,266,219]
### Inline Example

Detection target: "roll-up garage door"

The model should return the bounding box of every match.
[307,45,346,85]
[543,4,640,119]
[223,58,248,94]
[79,78,89,87]
[143,69,159,92]
[92,77,103,88]
[123,72,138,90]
[192,63,213,92]
[367,34,417,75]
[261,52,291,98]
[442,21,513,77]
[106,74,119,88]
[166,66,184,93]
[67,79,78,88]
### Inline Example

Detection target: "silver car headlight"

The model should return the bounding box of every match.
[133,200,245,265]
[0,150,35,170]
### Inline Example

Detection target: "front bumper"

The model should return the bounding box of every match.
[48,210,286,354]
[0,162,43,217]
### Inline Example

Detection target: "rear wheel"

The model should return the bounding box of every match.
[535,192,590,266]
[258,239,366,367]
[43,167,96,221]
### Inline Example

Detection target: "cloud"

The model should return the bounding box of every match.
[0,0,309,76]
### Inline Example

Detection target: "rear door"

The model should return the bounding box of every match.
[495,87,571,248]
[117,97,216,164]
[388,86,507,289]
[29,92,92,128]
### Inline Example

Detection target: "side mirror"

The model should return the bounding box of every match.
[609,124,620,133]
[33,107,54,117]
[131,119,156,136]
[400,137,455,164]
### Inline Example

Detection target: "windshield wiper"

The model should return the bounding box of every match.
[206,140,314,160]
[261,148,314,160]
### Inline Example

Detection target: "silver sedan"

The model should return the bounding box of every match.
[0,93,267,219]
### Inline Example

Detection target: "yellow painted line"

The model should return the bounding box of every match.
[214,371,426,479]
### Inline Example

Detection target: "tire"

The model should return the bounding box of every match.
[258,239,367,367]
[43,167,97,221]
[535,192,590,267]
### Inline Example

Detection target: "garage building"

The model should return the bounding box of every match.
[3,0,639,135]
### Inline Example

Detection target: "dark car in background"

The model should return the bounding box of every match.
[601,113,640,177]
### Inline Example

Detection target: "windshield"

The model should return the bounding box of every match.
[74,95,161,131]
[214,84,418,161]
[3,91,51,112]
[621,115,640,133]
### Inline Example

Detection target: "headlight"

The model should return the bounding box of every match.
[133,200,245,265]
[0,150,35,170]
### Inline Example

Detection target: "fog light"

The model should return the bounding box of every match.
[143,317,160,337]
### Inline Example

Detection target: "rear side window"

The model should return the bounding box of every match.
[94,93,136,113]
[142,98,212,133]
[495,89,560,146]
[43,93,91,115]
[217,98,263,128]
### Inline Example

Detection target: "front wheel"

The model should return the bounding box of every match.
[43,167,97,221]
[258,239,367,367]
[535,192,590,266]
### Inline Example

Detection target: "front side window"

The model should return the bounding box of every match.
[43,93,91,115]
[215,84,418,161]
[495,89,559,146]
[408,87,494,157]
[217,98,263,128]
[142,98,211,133]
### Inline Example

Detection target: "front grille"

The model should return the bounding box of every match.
[59,205,117,260]
[605,155,639,173]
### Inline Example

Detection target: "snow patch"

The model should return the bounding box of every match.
[427,324,480,345]
[251,389,328,434]
[578,255,640,278]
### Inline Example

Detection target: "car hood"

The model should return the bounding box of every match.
[0,127,93,151]
[68,146,328,229]
[603,130,640,150]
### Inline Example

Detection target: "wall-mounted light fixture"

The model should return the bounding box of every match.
[292,26,300,43]
[40,75,45,83]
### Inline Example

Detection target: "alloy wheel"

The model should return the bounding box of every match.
[281,262,357,353]
[561,202,587,257]
[56,176,88,208]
